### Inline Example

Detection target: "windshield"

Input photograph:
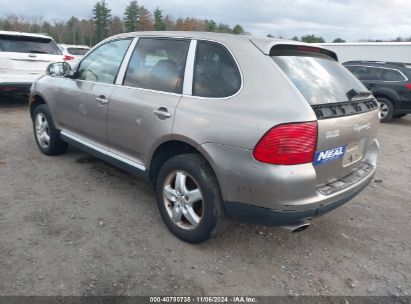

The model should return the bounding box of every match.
[272,53,368,105]
[67,48,89,56]
[0,35,61,55]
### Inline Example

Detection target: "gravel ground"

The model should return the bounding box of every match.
[0,97,410,296]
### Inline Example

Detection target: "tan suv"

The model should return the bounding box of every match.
[30,32,380,243]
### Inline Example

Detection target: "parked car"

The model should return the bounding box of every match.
[58,44,90,65]
[29,32,380,243]
[0,30,64,96]
[344,61,411,122]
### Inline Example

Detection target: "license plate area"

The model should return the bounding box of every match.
[342,141,362,167]
[316,162,373,195]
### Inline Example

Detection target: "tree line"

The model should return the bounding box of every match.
[0,0,245,46]
[268,33,411,43]
[1,1,409,46]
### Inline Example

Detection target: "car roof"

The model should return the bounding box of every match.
[0,30,53,40]
[108,31,337,58]
[344,61,411,70]
[58,44,90,49]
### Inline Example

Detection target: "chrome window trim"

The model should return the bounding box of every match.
[115,37,139,85]
[72,35,244,100]
[345,65,409,82]
[182,39,197,95]
[60,130,146,171]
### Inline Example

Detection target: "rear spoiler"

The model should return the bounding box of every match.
[269,44,338,61]
[250,38,338,61]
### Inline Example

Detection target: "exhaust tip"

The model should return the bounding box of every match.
[291,223,310,233]
[281,222,310,233]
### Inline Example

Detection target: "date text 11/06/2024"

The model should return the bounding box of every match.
[149,296,258,303]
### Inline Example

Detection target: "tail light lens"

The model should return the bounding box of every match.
[253,121,318,165]
[406,84,411,90]
[64,55,75,61]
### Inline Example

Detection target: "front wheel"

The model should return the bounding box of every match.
[155,154,225,243]
[33,104,68,155]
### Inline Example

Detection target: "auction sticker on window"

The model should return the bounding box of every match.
[314,145,346,165]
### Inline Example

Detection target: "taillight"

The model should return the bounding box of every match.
[253,121,318,165]
[406,84,411,90]
[64,55,75,61]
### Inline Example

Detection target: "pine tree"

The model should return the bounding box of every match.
[124,0,139,32]
[205,19,217,32]
[93,0,111,42]
[138,5,153,31]
[232,25,244,35]
[153,7,165,31]
[301,34,325,43]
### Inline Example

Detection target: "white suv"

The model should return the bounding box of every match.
[0,30,64,96]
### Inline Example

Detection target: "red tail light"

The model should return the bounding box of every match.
[64,55,75,61]
[406,84,411,90]
[253,122,318,165]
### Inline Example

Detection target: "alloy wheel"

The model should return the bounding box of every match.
[35,113,50,149]
[162,170,204,230]
[378,101,389,120]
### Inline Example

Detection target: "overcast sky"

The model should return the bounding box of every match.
[0,0,410,42]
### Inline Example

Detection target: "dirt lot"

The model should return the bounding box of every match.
[0,97,410,297]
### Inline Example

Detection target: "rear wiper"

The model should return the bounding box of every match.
[346,89,372,100]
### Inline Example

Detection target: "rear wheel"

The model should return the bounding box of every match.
[376,97,394,122]
[33,104,68,155]
[155,153,225,243]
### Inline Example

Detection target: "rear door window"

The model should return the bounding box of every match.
[123,38,190,94]
[272,51,367,105]
[193,41,241,98]
[381,69,406,81]
[0,35,60,55]
[346,66,383,81]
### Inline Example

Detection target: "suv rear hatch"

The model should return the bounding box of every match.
[0,34,63,81]
[256,41,380,187]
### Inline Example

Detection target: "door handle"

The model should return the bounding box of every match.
[153,108,172,119]
[28,54,37,58]
[96,96,109,105]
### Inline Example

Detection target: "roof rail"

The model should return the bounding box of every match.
[344,61,411,67]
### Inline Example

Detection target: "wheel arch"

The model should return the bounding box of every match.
[148,137,221,187]
[372,88,400,104]
[29,93,48,119]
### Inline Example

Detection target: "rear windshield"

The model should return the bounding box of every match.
[67,48,89,56]
[272,52,367,105]
[0,35,61,55]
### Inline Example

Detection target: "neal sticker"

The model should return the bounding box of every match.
[314,145,346,166]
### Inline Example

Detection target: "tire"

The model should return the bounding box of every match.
[393,113,407,119]
[155,153,225,243]
[32,104,68,155]
[376,97,394,122]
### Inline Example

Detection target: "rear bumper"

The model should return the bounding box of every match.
[224,170,374,226]
[0,82,32,94]
[0,74,41,94]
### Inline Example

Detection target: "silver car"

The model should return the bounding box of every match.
[29,32,380,243]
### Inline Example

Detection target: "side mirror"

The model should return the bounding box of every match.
[46,62,72,77]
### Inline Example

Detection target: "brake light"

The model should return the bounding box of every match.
[64,55,75,61]
[296,45,321,53]
[406,84,411,90]
[253,122,318,165]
